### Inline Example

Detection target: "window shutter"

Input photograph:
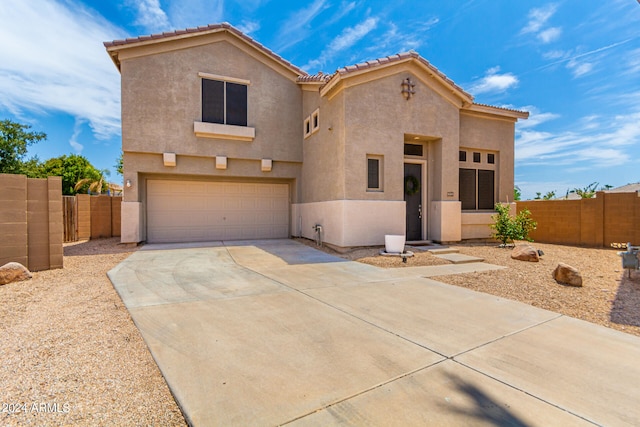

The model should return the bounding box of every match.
[478,169,495,210]
[367,158,380,189]
[459,168,476,210]
[226,82,247,126]
[202,79,224,124]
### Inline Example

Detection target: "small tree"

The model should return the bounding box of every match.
[0,119,46,174]
[74,168,110,194]
[41,154,104,195]
[490,203,537,246]
[114,152,123,176]
[514,186,522,201]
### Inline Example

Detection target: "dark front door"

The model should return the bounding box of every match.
[404,163,422,241]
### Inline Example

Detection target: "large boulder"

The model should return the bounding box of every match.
[511,244,540,262]
[0,262,32,285]
[553,263,583,287]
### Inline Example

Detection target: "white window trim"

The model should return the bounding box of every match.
[311,108,320,134]
[198,72,251,86]
[366,154,384,192]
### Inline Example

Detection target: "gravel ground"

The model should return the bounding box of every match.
[2,238,639,426]
[303,239,640,338]
[0,238,186,426]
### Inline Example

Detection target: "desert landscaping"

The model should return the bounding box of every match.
[1,237,639,425]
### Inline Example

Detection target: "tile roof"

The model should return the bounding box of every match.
[104,22,307,76]
[296,72,332,83]
[471,103,529,117]
[331,51,473,101]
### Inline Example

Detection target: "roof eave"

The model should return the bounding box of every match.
[103,23,307,77]
[463,103,529,120]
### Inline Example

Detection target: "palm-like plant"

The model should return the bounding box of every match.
[74,168,110,194]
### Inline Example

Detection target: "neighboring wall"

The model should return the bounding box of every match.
[516,191,640,247]
[0,174,63,271]
[64,194,121,241]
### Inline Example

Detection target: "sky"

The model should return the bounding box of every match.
[0,0,638,200]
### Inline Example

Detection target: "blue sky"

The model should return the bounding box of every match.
[1,0,638,199]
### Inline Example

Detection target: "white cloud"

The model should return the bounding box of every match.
[274,0,329,51]
[521,4,562,45]
[515,112,640,167]
[127,0,170,33]
[542,50,568,60]
[567,59,594,77]
[69,118,85,153]
[0,0,126,140]
[515,106,560,129]
[302,17,379,71]
[521,4,558,34]
[366,18,439,56]
[168,0,224,30]
[468,67,519,95]
[326,1,357,25]
[537,27,561,43]
[236,20,260,34]
[625,48,640,75]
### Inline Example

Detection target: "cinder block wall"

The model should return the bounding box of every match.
[111,197,121,237]
[76,194,91,240]
[517,191,640,247]
[0,174,28,267]
[0,174,63,271]
[90,195,113,238]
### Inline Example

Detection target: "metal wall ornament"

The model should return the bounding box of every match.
[401,77,416,100]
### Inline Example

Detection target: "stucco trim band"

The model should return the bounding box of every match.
[194,121,256,141]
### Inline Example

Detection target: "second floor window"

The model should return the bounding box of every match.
[202,79,247,126]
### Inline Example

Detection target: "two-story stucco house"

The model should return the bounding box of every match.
[105,23,527,249]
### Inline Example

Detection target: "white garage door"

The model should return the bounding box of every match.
[146,180,290,243]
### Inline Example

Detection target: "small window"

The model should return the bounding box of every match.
[473,152,481,163]
[459,150,467,162]
[202,78,247,126]
[311,109,320,133]
[367,155,383,191]
[404,144,423,157]
[487,153,495,164]
[304,117,311,138]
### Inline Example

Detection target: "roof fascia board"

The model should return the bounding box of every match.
[462,104,529,121]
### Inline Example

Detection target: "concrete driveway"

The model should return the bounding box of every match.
[108,239,640,426]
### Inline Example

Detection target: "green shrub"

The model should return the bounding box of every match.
[490,203,537,246]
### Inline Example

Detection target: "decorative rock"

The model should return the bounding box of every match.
[511,244,540,262]
[553,263,583,287]
[0,262,32,285]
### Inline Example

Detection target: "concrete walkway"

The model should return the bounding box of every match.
[108,239,640,426]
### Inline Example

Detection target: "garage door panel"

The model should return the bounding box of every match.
[147,180,289,243]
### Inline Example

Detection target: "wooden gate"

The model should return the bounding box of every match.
[63,195,77,242]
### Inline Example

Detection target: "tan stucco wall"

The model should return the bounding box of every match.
[459,112,516,203]
[300,89,346,203]
[120,38,302,163]
[118,36,304,242]
[293,200,405,248]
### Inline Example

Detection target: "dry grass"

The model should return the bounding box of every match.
[0,238,186,426]
[299,238,640,338]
